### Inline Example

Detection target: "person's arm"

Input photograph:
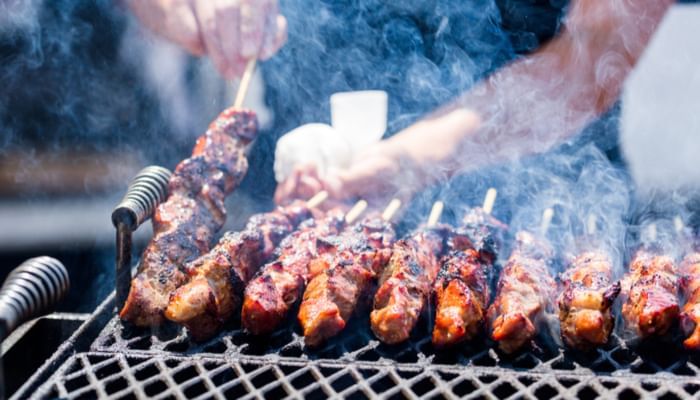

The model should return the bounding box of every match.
[127,0,287,79]
[275,0,675,203]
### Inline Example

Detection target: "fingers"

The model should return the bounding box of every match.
[215,0,243,77]
[260,14,287,60]
[274,164,324,205]
[191,0,233,78]
[239,0,266,60]
[126,0,205,55]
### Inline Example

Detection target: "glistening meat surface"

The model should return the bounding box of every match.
[165,201,312,341]
[621,249,680,339]
[120,108,257,327]
[558,251,620,350]
[241,210,346,335]
[432,208,506,348]
[298,215,395,347]
[681,252,700,349]
[487,231,556,354]
[370,226,449,345]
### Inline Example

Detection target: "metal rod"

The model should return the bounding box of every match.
[115,222,133,312]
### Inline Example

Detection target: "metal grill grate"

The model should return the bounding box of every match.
[26,306,700,399]
[34,351,700,399]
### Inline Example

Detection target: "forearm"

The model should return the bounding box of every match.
[387,0,674,183]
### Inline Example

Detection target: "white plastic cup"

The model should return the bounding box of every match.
[330,90,388,151]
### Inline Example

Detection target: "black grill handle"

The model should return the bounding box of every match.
[112,166,171,311]
[111,166,171,232]
[0,257,69,342]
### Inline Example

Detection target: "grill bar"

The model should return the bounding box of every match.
[30,351,700,399]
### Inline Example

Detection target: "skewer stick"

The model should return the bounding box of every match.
[306,191,329,209]
[381,199,402,222]
[233,59,257,109]
[345,200,368,224]
[586,214,597,236]
[674,216,685,234]
[482,188,497,215]
[647,223,657,243]
[540,208,554,236]
[427,201,444,228]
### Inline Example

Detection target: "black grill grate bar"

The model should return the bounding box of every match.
[31,351,700,399]
[115,354,150,399]
[269,364,299,400]
[153,358,192,400]
[232,360,265,400]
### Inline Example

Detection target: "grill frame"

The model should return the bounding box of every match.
[15,290,700,400]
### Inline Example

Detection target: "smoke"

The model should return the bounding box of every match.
[0,0,41,35]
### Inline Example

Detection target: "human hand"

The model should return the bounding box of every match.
[127,0,287,79]
[274,142,412,205]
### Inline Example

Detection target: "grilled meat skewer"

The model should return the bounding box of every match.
[432,208,507,347]
[487,231,556,353]
[433,248,486,347]
[120,108,257,327]
[241,204,367,335]
[558,251,620,350]
[621,249,680,338]
[681,252,700,349]
[298,214,396,347]
[370,226,450,344]
[164,201,313,341]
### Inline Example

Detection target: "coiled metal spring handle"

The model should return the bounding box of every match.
[111,166,171,311]
[0,257,69,343]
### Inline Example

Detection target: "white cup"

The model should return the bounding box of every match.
[330,90,388,152]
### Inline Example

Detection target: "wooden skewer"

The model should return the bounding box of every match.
[427,201,444,228]
[540,208,554,236]
[306,191,329,209]
[647,223,657,243]
[345,200,368,224]
[482,188,497,215]
[381,199,402,222]
[233,59,257,109]
[586,214,597,236]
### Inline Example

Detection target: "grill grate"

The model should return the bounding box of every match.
[35,351,700,400]
[26,306,700,399]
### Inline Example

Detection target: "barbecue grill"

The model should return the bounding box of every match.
[11,167,700,399]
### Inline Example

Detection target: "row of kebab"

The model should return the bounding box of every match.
[118,108,700,354]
